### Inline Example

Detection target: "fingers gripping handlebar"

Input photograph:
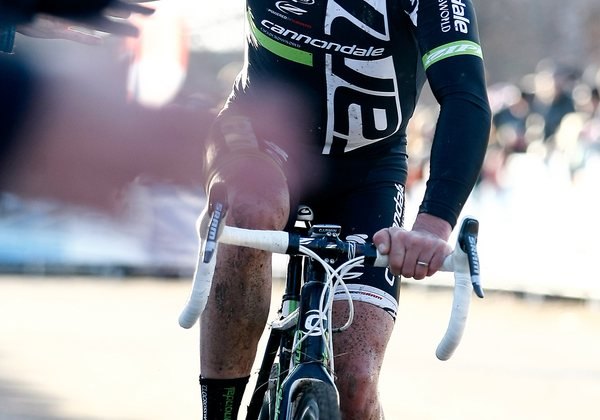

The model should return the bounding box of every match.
[365,217,483,360]
[179,185,484,360]
[368,218,483,295]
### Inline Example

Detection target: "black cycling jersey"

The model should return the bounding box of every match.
[205,0,491,319]
[223,0,491,227]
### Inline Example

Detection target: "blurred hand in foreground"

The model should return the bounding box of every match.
[8,1,157,40]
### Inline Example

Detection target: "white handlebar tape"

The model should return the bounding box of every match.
[178,227,289,329]
[179,225,474,361]
[435,270,472,360]
[219,226,290,253]
[178,246,218,329]
[375,247,472,361]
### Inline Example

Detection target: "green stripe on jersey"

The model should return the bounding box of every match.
[249,17,313,66]
[422,40,483,70]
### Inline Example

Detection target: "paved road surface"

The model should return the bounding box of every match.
[1,276,599,420]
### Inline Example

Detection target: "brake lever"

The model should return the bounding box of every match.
[458,218,484,298]
[202,183,229,263]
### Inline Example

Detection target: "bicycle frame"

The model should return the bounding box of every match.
[285,260,339,418]
[244,252,300,419]
[246,218,342,420]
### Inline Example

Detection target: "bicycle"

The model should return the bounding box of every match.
[179,183,484,420]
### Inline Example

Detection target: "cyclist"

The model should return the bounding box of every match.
[196,0,491,418]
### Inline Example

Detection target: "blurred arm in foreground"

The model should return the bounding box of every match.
[0,0,214,211]
[0,53,213,211]
[0,0,156,39]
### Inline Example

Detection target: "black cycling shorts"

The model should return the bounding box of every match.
[286,148,408,320]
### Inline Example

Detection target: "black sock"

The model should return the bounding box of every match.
[200,375,249,420]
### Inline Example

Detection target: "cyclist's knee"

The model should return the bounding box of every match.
[206,154,289,231]
[228,185,289,231]
[336,369,381,419]
[203,114,291,231]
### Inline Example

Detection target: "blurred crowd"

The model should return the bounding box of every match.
[406,60,600,195]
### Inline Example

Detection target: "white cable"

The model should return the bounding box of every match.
[290,247,366,376]
[323,257,365,373]
[331,257,365,332]
[285,246,337,384]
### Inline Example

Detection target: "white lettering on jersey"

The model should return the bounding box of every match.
[324,0,390,40]
[439,0,471,34]
[385,183,405,286]
[406,0,419,27]
[322,0,401,154]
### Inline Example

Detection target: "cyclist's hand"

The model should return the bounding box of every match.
[373,213,452,280]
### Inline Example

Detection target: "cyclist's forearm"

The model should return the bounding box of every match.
[413,0,491,228]
[419,90,491,228]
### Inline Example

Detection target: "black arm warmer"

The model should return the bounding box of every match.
[419,55,491,227]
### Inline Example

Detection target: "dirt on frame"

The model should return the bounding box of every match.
[0,275,599,420]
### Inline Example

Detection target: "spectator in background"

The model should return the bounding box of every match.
[492,83,532,154]
[485,60,600,192]
[532,64,577,143]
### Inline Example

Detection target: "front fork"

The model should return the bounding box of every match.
[274,259,338,419]
[245,254,303,420]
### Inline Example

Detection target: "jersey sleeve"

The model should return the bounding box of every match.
[403,0,491,228]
